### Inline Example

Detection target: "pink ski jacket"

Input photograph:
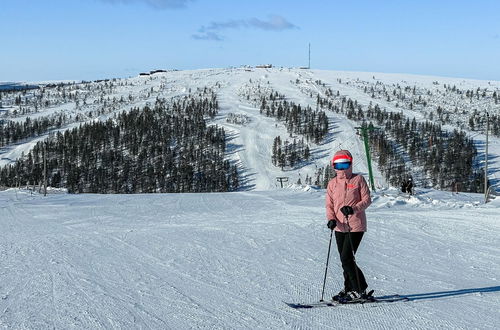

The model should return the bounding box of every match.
[326,150,372,232]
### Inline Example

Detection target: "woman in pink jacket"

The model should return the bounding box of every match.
[326,149,372,303]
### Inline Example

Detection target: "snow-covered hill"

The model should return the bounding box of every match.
[1,69,500,328]
[1,68,499,192]
[1,188,499,329]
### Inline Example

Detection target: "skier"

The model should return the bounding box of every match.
[401,178,408,193]
[406,177,414,195]
[325,149,372,303]
[401,176,414,195]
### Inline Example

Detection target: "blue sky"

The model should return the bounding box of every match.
[1,0,499,81]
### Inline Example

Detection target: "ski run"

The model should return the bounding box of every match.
[1,187,499,329]
[1,68,500,329]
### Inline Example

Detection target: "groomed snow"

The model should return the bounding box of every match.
[1,188,499,329]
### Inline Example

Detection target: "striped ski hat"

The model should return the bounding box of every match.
[332,150,353,164]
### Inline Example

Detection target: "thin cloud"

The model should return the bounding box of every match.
[193,15,298,41]
[200,20,246,32]
[192,32,224,41]
[98,0,194,9]
[248,16,298,31]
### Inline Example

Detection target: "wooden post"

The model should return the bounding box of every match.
[43,141,47,196]
[484,112,489,203]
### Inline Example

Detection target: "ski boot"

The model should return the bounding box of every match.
[332,289,347,302]
[339,290,374,304]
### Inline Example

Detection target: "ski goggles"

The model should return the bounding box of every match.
[333,162,351,170]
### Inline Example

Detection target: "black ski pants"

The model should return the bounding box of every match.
[335,231,368,293]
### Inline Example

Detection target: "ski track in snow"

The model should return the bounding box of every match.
[1,189,499,329]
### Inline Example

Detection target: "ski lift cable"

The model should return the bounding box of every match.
[334,132,359,151]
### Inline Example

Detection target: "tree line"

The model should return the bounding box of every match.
[364,105,485,192]
[351,79,500,137]
[271,136,310,169]
[316,91,486,192]
[0,115,70,147]
[0,92,239,193]
[260,97,329,143]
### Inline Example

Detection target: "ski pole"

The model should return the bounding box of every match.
[320,228,334,302]
[346,214,363,294]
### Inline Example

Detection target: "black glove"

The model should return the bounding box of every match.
[340,206,354,217]
[327,219,336,230]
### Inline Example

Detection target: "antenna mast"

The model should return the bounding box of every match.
[308,43,311,69]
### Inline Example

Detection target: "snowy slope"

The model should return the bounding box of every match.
[1,69,500,328]
[2,68,499,192]
[1,188,499,329]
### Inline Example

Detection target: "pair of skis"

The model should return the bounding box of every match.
[303,216,409,310]
[286,291,409,309]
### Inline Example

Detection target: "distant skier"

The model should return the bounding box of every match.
[401,176,414,195]
[406,177,414,195]
[401,178,407,193]
[325,150,372,303]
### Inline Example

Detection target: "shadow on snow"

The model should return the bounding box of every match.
[379,285,500,302]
